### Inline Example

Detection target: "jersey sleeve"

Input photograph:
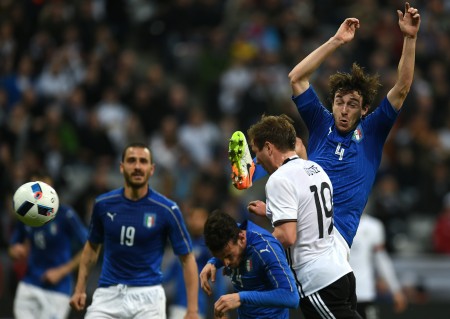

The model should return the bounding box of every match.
[266,175,299,226]
[363,97,399,145]
[87,200,104,244]
[63,205,88,246]
[239,237,299,308]
[9,222,27,245]
[292,86,333,133]
[207,256,224,268]
[167,204,192,255]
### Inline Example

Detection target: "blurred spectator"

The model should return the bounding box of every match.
[0,2,449,316]
[150,115,182,172]
[78,110,116,165]
[178,106,221,167]
[130,82,168,137]
[0,54,36,110]
[95,86,130,153]
[372,173,409,253]
[433,193,450,254]
[35,50,79,102]
[0,20,16,75]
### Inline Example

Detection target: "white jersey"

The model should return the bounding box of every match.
[349,214,383,302]
[266,157,352,297]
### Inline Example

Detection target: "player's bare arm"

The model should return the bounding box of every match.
[199,262,217,296]
[272,221,297,249]
[70,241,102,311]
[387,2,420,110]
[8,242,29,260]
[179,252,200,319]
[42,251,83,285]
[289,17,360,96]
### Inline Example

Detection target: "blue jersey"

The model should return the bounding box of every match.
[163,236,227,317]
[210,221,299,319]
[9,204,88,295]
[89,187,192,287]
[292,86,399,246]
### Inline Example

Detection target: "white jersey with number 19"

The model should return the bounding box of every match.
[265,157,352,298]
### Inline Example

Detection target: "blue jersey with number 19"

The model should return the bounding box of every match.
[292,86,399,246]
[89,187,192,287]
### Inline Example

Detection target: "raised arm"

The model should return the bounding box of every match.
[70,241,102,311]
[387,2,420,110]
[289,18,360,96]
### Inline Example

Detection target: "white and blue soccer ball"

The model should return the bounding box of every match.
[13,181,59,227]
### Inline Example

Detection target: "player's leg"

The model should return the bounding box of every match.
[84,286,127,319]
[127,285,167,319]
[300,272,362,319]
[228,131,256,190]
[39,289,71,319]
[13,282,41,319]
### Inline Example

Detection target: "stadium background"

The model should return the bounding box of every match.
[0,0,449,318]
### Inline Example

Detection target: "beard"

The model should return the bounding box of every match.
[123,170,148,188]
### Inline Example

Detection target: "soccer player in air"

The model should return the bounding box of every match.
[70,142,200,319]
[199,210,299,319]
[245,114,360,318]
[9,173,88,319]
[230,2,421,258]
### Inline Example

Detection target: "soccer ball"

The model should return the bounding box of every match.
[13,181,59,227]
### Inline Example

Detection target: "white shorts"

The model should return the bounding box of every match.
[85,284,166,319]
[334,229,351,262]
[14,281,71,319]
[168,305,205,319]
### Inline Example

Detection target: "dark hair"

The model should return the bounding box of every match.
[247,114,296,152]
[328,63,381,112]
[121,142,152,162]
[204,210,240,254]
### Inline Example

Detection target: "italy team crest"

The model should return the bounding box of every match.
[144,213,156,228]
[245,259,253,272]
[352,124,364,143]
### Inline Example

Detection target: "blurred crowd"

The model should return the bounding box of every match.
[1,0,450,256]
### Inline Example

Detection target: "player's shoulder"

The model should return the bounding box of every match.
[277,158,329,181]
[246,222,278,245]
[246,220,269,235]
[56,203,77,218]
[147,188,180,212]
[95,188,123,204]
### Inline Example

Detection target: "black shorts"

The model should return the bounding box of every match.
[300,272,363,319]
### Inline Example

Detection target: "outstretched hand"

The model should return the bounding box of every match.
[334,18,360,44]
[397,2,420,38]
